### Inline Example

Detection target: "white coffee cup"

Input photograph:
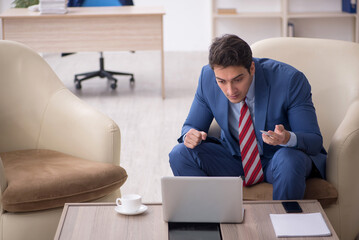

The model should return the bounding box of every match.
[116,194,142,212]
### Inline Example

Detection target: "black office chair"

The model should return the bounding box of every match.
[67,0,134,90]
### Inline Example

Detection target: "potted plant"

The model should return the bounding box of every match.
[13,0,39,8]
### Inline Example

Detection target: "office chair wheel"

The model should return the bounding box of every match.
[110,83,117,89]
[75,82,82,89]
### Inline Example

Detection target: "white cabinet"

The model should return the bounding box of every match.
[212,0,359,44]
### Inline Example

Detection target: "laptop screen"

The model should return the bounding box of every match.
[161,176,244,223]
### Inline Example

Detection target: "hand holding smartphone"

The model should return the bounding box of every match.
[260,130,271,136]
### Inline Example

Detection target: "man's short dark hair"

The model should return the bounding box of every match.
[209,34,253,72]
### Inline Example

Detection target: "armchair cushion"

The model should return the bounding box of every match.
[209,120,338,208]
[1,149,127,213]
[243,178,338,208]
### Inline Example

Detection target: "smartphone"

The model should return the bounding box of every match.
[282,201,303,213]
[260,130,271,136]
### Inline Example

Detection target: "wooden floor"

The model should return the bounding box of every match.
[44,50,208,203]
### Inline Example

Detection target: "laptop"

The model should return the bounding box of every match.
[161,176,244,223]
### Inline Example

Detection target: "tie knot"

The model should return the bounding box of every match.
[241,97,247,108]
[242,96,248,104]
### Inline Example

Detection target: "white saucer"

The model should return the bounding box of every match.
[115,204,148,215]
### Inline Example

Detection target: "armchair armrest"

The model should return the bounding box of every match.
[0,157,7,194]
[0,157,7,212]
[37,89,121,165]
[326,99,359,239]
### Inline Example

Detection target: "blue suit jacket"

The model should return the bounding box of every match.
[179,58,327,179]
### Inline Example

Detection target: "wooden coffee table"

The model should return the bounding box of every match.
[54,200,338,240]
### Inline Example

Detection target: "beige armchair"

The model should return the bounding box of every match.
[210,37,359,239]
[0,40,127,240]
[249,37,359,240]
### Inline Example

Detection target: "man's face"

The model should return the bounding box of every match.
[213,62,255,104]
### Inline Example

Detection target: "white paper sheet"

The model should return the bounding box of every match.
[270,212,331,237]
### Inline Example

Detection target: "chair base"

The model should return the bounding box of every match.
[74,52,134,90]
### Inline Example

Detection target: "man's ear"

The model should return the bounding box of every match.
[250,61,255,75]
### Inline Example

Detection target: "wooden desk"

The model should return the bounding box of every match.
[54,201,339,240]
[0,6,166,98]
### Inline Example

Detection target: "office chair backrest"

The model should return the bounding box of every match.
[68,0,133,7]
[82,0,121,7]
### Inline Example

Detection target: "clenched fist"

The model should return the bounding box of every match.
[184,129,207,149]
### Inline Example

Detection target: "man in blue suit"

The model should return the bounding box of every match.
[169,35,326,200]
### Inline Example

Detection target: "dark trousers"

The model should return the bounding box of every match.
[169,140,312,200]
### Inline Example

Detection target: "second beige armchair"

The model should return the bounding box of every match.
[210,37,359,240]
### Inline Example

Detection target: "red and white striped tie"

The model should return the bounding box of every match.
[238,99,264,186]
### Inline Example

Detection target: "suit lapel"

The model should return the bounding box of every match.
[214,83,229,134]
[254,59,269,150]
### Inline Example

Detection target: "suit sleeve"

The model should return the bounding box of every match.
[178,67,214,143]
[287,71,323,155]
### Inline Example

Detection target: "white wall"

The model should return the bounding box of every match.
[0,0,13,13]
[0,0,350,51]
[135,0,212,52]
